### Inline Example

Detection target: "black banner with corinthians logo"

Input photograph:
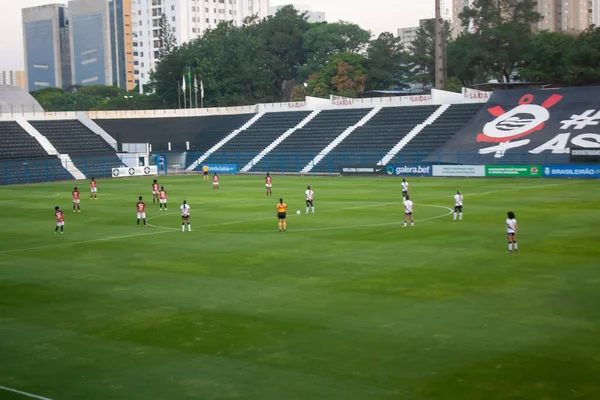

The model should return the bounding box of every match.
[432,87,600,164]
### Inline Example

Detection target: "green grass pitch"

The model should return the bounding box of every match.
[0,175,599,400]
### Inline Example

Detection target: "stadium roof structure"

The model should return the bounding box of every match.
[0,84,44,113]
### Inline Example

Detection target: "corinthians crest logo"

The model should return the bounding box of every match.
[477,93,563,158]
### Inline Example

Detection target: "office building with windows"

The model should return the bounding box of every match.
[22,4,72,91]
[0,70,27,91]
[133,0,269,89]
[68,0,135,90]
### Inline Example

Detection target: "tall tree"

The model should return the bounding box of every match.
[458,0,541,83]
[299,22,371,81]
[158,13,177,60]
[408,19,451,87]
[306,52,367,98]
[366,32,408,90]
[252,6,310,89]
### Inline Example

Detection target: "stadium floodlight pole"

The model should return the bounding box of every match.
[434,0,447,89]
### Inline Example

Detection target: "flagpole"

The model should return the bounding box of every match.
[201,80,204,108]
[188,66,192,109]
[177,82,181,109]
[182,75,186,110]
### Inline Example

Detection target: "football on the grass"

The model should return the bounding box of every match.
[296,210,301,215]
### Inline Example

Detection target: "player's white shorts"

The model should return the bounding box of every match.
[56,221,64,227]
[266,184,272,188]
[152,191,158,195]
[137,212,146,219]
[91,188,97,193]
[73,199,80,204]
[160,199,167,204]
[213,182,219,185]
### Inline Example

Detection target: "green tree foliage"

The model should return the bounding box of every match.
[306,53,367,98]
[365,32,408,90]
[299,22,371,81]
[408,19,451,87]
[158,13,178,60]
[519,28,600,86]
[291,85,306,101]
[458,0,541,83]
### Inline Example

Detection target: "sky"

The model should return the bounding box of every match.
[0,0,433,70]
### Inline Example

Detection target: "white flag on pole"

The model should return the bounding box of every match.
[182,75,186,92]
[194,75,198,93]
[200,80,204,99]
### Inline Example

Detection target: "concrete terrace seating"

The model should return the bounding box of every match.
[0,157,72,185]
[94,114,254,157]
[312,106,439,172]
[252,108,372,172]
[0,121,48,160]
[30,120,117,156]
[29,120,123,177]
[391,103,483,164]
[207,111,311,168]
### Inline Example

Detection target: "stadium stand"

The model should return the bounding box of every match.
[94,114,254,153]
[0,157,72,185]
[203,111,312,169]
[310,106,439,172]
[389,103,483,164]
[29,120,123,177]
[250,108,373,172]
[0,121,49,159]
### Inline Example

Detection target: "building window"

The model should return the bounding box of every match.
[134,61,139,66]
[219,0,224,3]
[154,51,159,58]
[153,19,159,27]
[192,27,197,32]
[140,52,144,56]
[154,40,161,47]
[141,62,144,67]
[171,5,175,10]
[192,6,196,11]
[205,7,209,12]
[229,10,232,14]
[206,18,209,22]
[139,20,143,25]
[219,9,224,14]
[172,16,175,21]
[140,41,144,46]
[134,70,139,75]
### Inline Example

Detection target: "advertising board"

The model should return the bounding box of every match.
[485,165,542,177]
[432,165,485,177]
[385,165,432,176]
[112,166,158,178]
[542,165,600,178]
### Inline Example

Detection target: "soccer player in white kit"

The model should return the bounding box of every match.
[506,211,518,253]
[401,179,409,199]
[403,195,414,227]
[305,186,315,214]
[180,200,191,232]
[453,191,463,221]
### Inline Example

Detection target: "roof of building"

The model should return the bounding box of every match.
[0,84,44,113]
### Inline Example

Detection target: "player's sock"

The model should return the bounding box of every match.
[55,226,59,233]
[305,207,308,214]
[312,207,314,213]
[61,226,63,232]
[137,219,140,226]
[144,219,147,226]
[508,242,513,251]
[514,242,518,251]
[453,212,456,220]
[283,222,286,231]
[459,212,463,220]
[188,223,191,231]
[182,223,185,232]
[411,222,414,226]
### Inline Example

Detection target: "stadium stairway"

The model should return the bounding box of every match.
[186,112,265,171]
[202,111,313,169]
[249,109,377,172]
[29,120,123,178]
[390,103,483,164]
[378,104,450,166]
[309,105,439,172]
[300,107,382,173]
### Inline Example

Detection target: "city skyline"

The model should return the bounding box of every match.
[0,0,434,71]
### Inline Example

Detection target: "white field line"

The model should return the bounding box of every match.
[0,385,52,400]
[0,180,587,255]
[200,205,454,233]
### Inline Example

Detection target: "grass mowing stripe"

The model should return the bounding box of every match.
[0,385,53,400]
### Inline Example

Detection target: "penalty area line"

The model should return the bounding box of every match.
[0,385,53,400]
